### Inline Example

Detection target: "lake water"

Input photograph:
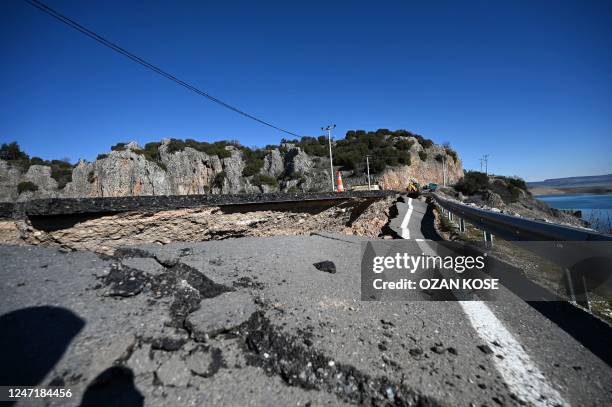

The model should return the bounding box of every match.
[535,193,612,233]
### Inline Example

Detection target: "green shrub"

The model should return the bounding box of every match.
[96,153,108,160]
[135,142,162,161]
[186,139,233,158]
[395,138,414,151]
[295,136,327,157]
[414,135,434,149]
[241,148,267,176]
[0,142,29,161]
[51,167,72,189]
[454,171,489,195]
[165,138,233,158]
[166,139,186,154]
[398,151,411,165]
[508,186,521,202]
[435,154,444,162]
[213,171,226,188]
[505,176,528,191]
[418,151,427,161]
[445,147,458,163]
[17,181,38,194]
[110,142,127,151]
[372,159,386,173]
[252,174,278,187]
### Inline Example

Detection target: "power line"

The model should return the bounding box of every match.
[22,0,301,138]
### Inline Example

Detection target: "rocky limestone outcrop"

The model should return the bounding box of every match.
[64,150,170,198]
[158,142,219,195]
[262,149,284,178]
[379,142,463,190]
[0,160,24,202]
[0,136,465,202]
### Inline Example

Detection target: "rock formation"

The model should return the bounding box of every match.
[0,134,464,202]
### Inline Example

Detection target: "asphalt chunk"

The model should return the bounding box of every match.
[184,347,226,378]
[185,291,257,341]
[233,276,266,290]
[477,344,494,355]
[430,345,446,355]
[313,261,336,274]
[409,348,424,358]
[104,264,147,297]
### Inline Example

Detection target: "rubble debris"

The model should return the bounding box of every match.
[233,276,266,290]
[148,329,189,351]
[313,261,336,274]
[127,344,159,376]
[185,291,257,341]
[239,312,443,406]
[156,354,191,387]
[430,344,446,355]
[409,348,424,358]
[477,344,494,355]
[89,334,137,379]
[105,264,147,297]
[185,346,226,378]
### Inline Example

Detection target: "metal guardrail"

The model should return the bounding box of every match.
[430,193,612,307]
[431,193,612,242]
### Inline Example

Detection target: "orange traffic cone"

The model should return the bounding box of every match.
[336,171,345,192]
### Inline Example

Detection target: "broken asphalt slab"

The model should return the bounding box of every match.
[1,235,611,406]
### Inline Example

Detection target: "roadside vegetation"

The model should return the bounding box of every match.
[17,181,38,194]
[454,171,529,204]
[1,142,74,189]
[281,129,434,174]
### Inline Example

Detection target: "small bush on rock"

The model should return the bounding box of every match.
[455,171,489,195]
[17,181,38,194]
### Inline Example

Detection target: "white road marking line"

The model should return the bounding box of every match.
[399,197,413,239]
[411,238,569,407]
[458,301,568,406]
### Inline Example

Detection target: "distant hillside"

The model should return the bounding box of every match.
[527,174,612,195]
[528,174,612,188]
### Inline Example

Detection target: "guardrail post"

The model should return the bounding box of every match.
[459,218,466,233]
[563,269,591,311]
[483,231,493,248]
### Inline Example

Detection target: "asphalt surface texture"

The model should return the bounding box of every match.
[0,196,611,406]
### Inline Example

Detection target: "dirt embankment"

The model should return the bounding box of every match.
[0,197,395,254]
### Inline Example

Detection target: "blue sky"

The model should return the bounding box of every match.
[1,0,611,181]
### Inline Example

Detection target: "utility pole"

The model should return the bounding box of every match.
[483,154,489,175]
[322,124,336,192]
[479,158,484,172]
[442,154,447,187]
[366,155,372,190]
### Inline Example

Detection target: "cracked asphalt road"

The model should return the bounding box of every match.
[1,200,611,406]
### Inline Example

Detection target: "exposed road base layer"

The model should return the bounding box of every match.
[1,190,395,218]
